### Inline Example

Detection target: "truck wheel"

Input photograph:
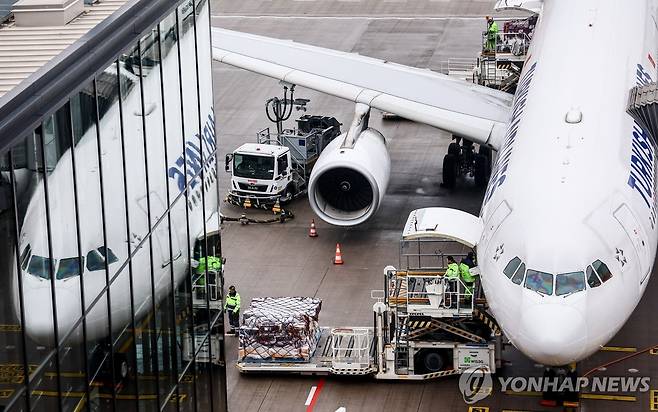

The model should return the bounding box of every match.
[442,154,458,188]
[448,142,460,156]
[474,154,489,187]
[415,349,447,373]
[280,184,295,204]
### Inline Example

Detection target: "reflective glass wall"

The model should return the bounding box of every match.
[0,0,226,410]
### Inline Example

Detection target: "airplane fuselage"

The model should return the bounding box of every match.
[479,0,658,365]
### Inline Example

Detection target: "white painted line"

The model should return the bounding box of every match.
[305,386,318,406]
[336,408,346,412]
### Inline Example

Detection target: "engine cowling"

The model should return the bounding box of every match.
[308,128,390,226]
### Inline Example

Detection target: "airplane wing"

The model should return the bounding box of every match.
[211,28,512,150]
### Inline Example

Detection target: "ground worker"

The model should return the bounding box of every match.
[445,256,460,279]
[225,285,241,335]
[462,251,477,268]
[195,255,222,299]
[459,258,477,297]
[486,16,499,52]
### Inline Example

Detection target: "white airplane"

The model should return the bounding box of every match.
[11,3,218,346]
[212,0,658,366]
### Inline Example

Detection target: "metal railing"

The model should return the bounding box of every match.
[482,31,532,56]
[331,328,371,370]
[405,276,474,314]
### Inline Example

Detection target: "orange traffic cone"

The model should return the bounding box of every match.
[309,219,318,237]
[333,243,344,265]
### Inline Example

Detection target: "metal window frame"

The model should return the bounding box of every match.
[0,0,185,150]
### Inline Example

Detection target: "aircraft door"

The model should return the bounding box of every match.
[613,204,650,285]
[137,192,183,270]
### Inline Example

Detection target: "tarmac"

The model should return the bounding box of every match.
[210,1,658,411]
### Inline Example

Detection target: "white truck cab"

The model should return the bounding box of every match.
[224,115,341,209]
[225,143,294,207]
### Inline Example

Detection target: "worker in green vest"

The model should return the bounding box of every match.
[196,255,222,278]
[445,256,460,279]
[459,257,477,296]
[486,16,499,52]
[225,285,241,335]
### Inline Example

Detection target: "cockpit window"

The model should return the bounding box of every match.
[56,257,84,280]
[586,265,601,288]
[511,263,526,285]
[27,255,56,280]
[524,269,553,295]
[555,271,586,296]
[503,257,521,278]
[20,244,32,270]
[86,247,118,271]
[98,246,118,264]
[592,260,612,283]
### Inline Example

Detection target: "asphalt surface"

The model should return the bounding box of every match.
[211,1,658,411]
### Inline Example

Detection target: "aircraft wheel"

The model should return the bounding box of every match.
[448,142,460,156]
[475,154,489,187]
[114,353,129,381]
[443,154,458,188]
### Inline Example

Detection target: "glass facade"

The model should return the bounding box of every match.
[0,0,226,410]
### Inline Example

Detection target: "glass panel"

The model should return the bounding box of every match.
[503,256,521,278]
[0,150,30,412]
[592,259,613,283]
[555,271,586,296]
[10,129,59,409]
[511,262,525,285]
[26,255,54,279]
[586,265,601,288]
[97,246,118,264]
[524,269,553,295]
[56,256,83,280]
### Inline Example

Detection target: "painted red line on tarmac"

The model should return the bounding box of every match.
[306,378,325,412]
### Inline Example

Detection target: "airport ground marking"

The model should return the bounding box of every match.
[503,391,541,397]
[650,347,658,355]
[0,389,14,399]
[650,389,658,410]
[600,346,637,353]
[305,378,325,412]
[468,407,489,412]
[305,386,318,406]
[0,324,21,332]
[580,393,636,402]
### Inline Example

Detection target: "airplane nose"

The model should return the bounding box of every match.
[24,287,79,346]
[517,304,587,366]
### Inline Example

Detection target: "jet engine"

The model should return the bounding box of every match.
[308,128,390,226]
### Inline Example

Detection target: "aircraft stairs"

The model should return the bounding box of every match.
[627,81,658,143]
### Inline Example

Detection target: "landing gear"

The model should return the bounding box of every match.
[541,365,580,409]
[442,153,458,188]
[441,137,492,188]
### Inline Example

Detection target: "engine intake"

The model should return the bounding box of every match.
[308,128,390,226]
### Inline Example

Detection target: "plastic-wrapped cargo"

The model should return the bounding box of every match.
[239,297,322,362]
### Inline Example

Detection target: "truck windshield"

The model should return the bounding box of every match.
[233,154,274,180]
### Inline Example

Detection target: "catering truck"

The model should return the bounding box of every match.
[236,208,502,380]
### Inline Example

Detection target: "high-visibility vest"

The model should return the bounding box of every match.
[224,293,241,312]
[197,256,222,274]
[445,263,460,279]
[459,263,476,284]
